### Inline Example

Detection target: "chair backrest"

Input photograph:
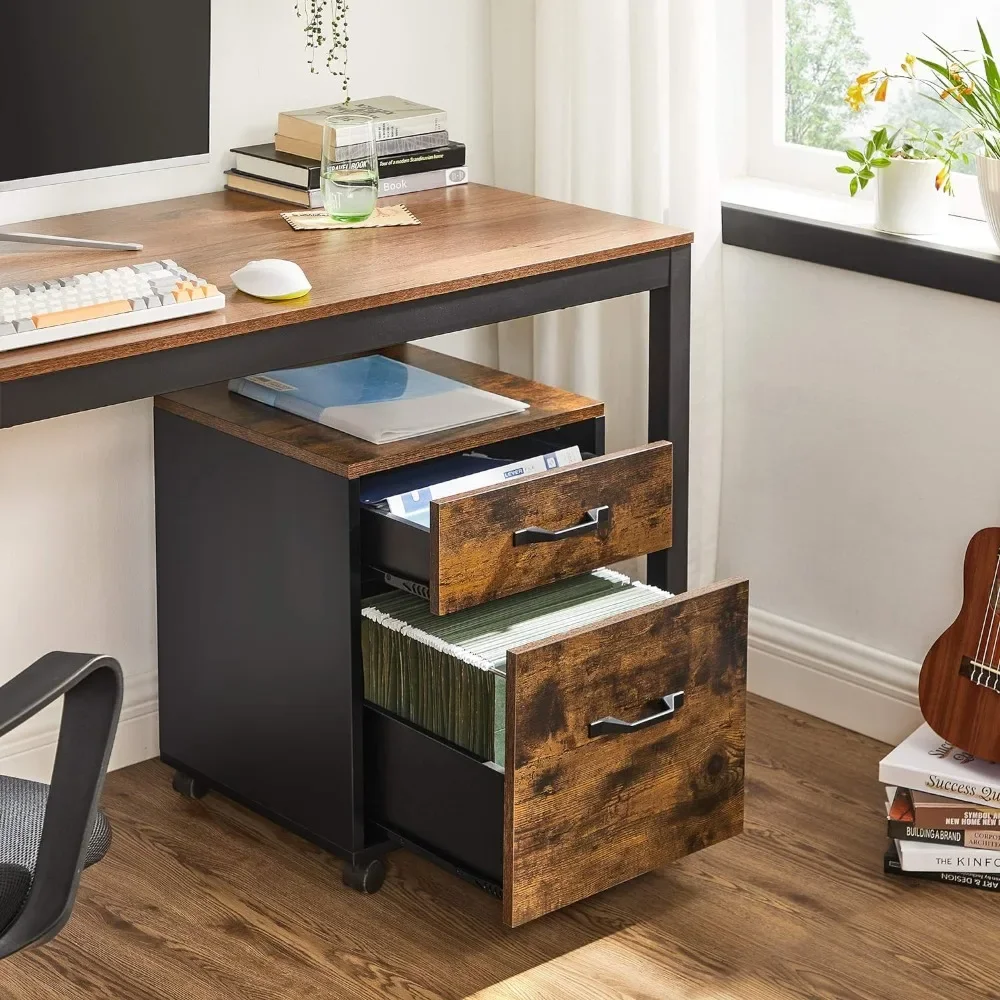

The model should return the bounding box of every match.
[0,653,123,960]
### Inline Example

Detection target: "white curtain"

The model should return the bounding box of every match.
[491,0,724,587]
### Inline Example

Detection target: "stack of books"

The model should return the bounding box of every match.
[225,95,468,208]
[880,723,1000,893]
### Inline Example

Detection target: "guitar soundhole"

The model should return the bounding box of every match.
[959,656,1000,693]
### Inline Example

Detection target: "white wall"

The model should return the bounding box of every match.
[0,0,496,777]
[719,247,1000,742]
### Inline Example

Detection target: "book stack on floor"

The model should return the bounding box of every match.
[880,723,1000,893]
[225,95,468,208]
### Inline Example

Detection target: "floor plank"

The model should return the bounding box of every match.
[2,696,997,1000]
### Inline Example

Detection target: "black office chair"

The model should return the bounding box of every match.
[0,653,122,960]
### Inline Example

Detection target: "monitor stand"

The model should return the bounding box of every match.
[1,232,143,252]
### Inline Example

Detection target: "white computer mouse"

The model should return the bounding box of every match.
[231,259,312,301]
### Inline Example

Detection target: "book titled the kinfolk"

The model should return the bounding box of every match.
[884,843,1000,893]
[879,723,1000,808]
[229,355,528,445]
[893,838,1000,873]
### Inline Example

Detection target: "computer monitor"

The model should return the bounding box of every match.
[0,1,211,193]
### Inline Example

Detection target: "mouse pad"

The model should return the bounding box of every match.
[281,205,421,230]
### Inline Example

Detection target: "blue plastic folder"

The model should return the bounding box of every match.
[229,355,528,444]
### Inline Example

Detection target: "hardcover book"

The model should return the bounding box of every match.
[275,130,450,163]
[378,166,468,197]
[232,141,466,189]
[888,785,1000,830]
[228,355,528,445]
[893,837,1000,872]
[879,723,1000,808]
[277,96,447,147]
[224,170,322,209]
[884,842,1000,892]
[232,144,321,189]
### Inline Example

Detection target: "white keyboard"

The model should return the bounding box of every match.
[0,260,225,352]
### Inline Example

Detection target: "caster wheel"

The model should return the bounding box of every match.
[171,770,209,800]
[342,858,386,894]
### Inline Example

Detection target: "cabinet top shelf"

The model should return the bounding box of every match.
[155,344,604,479]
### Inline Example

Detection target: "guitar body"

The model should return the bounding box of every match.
[919,527,1000,762]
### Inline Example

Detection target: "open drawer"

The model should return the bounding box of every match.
[364,577,748,926]
[361,441,673,615]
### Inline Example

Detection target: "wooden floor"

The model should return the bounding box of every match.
[3,696,998,1000]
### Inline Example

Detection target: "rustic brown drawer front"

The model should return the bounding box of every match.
[502,578,748,927]
[429,442,672,615]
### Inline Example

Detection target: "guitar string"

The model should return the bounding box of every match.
[983,574,1000,687]
[985,562,1000,690]
[976,549,1000,688]
[974,550,1000,687]
[986,559,1000,677]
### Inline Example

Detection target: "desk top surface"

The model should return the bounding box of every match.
[0,184,690,383]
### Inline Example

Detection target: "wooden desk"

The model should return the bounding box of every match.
[0,182,692,591]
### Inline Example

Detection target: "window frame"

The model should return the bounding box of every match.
[746,0,985,220]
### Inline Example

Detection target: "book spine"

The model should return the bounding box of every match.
[913,804,1000,830]
[885,852,1000,891]
[378,143,466,180]
[879,761,1000,809]
[378,167,468,198]
[372,111,447,142]
[886,821,1000,849]
[274,131,450,163]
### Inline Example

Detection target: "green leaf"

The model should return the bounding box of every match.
[870,157,891,167]
[859,168,874,180]
[835,165,856,174]
[980,20,995,60]
[859,176,870,190]
[865,140,875,158]
[846,148,865,163]
[874,127,888,147]
[850,176,859,197]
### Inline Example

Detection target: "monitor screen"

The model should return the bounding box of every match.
[0,1,211,185]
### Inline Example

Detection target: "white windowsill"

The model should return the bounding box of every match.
[723,177,1000,259]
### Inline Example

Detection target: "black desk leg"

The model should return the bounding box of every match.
[647,244,690,595]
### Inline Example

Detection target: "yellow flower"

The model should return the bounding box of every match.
[902,53,916,76]
[874,78,888,102]
[935,167,947,191]
[845,82,865,111]
[856,70,878,84]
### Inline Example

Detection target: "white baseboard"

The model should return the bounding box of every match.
[0,669,160,782]
[749,607,923,745]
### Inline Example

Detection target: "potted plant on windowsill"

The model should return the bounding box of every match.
[846,24,1000,248]
[838,123,969,236]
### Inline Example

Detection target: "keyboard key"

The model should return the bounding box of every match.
[13,319,36,333]
[32,300,132,329]
[128,298,147,311]
[0,323,15,337]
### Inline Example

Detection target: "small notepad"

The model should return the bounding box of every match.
[281,205,420,230]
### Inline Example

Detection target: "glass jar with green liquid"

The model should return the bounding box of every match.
[321,114,379,222]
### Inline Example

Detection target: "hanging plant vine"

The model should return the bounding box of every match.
[296,0,350,98]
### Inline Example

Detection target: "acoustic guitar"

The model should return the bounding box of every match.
[920,527,1000,762]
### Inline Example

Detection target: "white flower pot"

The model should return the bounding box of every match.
[976,154,1000,250]
[874,158,948,236]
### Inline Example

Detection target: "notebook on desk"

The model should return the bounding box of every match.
[228,354,528,444]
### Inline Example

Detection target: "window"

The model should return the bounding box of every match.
[747,0,1000,218]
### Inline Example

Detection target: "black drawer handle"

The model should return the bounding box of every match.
[588,691,685,738]
[512,505,610,547]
